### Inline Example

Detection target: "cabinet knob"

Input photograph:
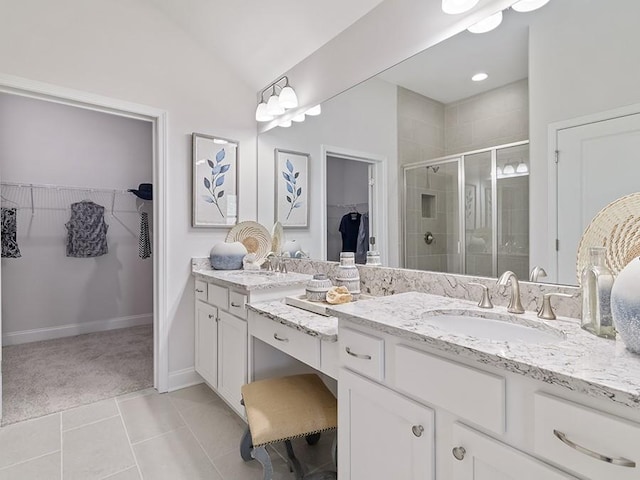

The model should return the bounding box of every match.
[411,425,424,437]
[208,314,215,319]
[452,446,466,461]
[195,289,204,293]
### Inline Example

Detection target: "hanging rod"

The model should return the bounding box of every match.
[0,181,131,194]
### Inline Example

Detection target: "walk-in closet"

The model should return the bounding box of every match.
[0,92,154,425]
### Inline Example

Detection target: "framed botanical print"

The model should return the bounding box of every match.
[192,133,238,227]
[275,149,309,227]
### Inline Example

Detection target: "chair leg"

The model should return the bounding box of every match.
[285,439,305,479]
[251,446,274,480]
[240,427,253,462]
[305,433,321,445]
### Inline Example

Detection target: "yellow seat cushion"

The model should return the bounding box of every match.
[241,374,337,447]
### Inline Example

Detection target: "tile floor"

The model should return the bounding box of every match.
[0,384,336,479]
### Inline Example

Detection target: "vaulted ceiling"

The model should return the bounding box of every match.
[144,0,386,91]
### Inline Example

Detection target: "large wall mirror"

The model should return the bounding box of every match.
[257,0,640,287]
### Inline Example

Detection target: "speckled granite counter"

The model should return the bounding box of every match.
[192,258,312,291]
[328,292,640,409]
[247,301,338,342]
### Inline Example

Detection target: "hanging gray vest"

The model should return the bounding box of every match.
[65,200,108,257]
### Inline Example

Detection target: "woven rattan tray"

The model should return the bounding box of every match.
[576,192,640,283]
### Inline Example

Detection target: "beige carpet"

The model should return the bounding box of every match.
[2,324,153,426]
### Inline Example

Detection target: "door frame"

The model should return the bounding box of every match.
[547,102,640,283]
[0,73,169,400]
[320,145,388,264]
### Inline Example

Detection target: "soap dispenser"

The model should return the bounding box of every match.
[581,247,615,339]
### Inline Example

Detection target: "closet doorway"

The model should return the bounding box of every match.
[323,147,386,264]
[0,76,168,426]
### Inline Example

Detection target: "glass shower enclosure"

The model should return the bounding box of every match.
[402,141,529,279]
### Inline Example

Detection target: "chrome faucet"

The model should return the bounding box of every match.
[497,271,525,314]
[529,266,548,283]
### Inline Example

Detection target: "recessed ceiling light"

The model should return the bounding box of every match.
[468,11,503,33]
[442,0,480,15]
[512,0,551,13]
[472,72,489,82]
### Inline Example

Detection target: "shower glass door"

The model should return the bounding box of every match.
[404,159,461,273]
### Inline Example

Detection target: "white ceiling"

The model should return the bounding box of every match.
[378,7,532,104]
[144,0,386,91]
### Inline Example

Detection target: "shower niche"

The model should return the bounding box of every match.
[403,141,529,279]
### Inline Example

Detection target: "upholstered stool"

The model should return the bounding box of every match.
[240,373,337,480]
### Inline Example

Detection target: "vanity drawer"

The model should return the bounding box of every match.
[207,284,228,310]
[228,291,248,319]
[250,316,321,369]
[533,392,640,480]
[339,328,384,382]
[195,280,207,302]
[394,345,505,435]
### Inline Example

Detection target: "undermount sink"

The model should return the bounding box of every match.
[422,310,566,344]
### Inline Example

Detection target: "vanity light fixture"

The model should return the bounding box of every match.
[442,0,479,15]
[503,164,516,175]
[511,0,551,13]
[292,113,306,123]
[279,120,292,128]
[516,161,529,173]
[472,72,489,82]
[306,104,322,116]
[256,76,299,122]
[468,10,503,33]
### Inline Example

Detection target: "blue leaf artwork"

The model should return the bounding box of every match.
[202,148,230,218]
[282,157,303,220]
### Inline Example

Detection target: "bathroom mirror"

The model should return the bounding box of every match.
[256,0,640,286]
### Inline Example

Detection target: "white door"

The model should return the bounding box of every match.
[338,368,435,480]
[556,113,640,284]
[216,310,247,417]
[451,423,577,479]
[195,301,218,387]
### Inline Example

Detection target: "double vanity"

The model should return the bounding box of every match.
[192,258,640,480]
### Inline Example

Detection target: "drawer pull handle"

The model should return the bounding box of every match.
[345,347,372,360]
[273,333,289,342]
[231,302,242,308]
[411,425,424,437]
[452,446,466,461]
[553,430,636,468]
[195,289,204,293]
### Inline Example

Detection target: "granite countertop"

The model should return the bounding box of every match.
[192,258,312,291]
[247,300,338,342]
[328,291,640,409]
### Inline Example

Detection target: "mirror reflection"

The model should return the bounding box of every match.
[257,0,640,287]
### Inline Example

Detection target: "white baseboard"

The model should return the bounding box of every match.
[167,367,203,392]
[2,314,153,346]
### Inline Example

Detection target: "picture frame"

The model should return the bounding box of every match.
[275,149,309,227]
[465,184,476,230]
[192,133,239,227]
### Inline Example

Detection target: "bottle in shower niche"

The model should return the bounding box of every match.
[581,247,615,339]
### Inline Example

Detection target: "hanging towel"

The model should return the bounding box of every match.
[356,212,369,264]
[65,200,108,257]
[138,211,152,259]
[1,207,21,258]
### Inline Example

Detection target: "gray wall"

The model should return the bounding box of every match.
[0,93,153,342]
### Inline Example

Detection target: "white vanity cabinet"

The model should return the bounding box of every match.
[338,321,640,480]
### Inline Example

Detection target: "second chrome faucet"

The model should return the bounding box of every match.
[497,271,525,314]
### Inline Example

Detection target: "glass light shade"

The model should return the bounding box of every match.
[516,162,529,173]
[306,104,322,116]
[503,164,516,175]
[442,0,480,15]
[292,113,306,122]
[496,166,503,176]
[472,72,489,82]
[255,102,273,122]
[279,120,292,128]
[278,86,298,109]
[468,11,503,33]
[266,93,285,116]
[512,0,550,13]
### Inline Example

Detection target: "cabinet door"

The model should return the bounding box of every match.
[451,423,578,480]
[217,310,247,416]
[195,301,218,387]
[338,368,434,480]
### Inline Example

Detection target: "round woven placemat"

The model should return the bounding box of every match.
[576,192,640,283]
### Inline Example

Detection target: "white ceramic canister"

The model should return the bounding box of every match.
[210,241,248,270]
[366,251,381,266]
[306,274,333,302]
[611,257,640,353]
